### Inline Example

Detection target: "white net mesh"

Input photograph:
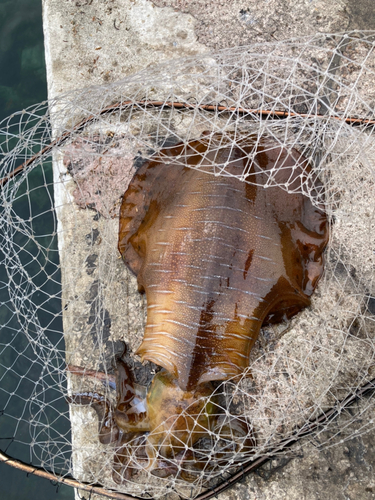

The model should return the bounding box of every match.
[0,32,375,499]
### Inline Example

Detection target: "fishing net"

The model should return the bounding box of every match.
[0,31,375,499]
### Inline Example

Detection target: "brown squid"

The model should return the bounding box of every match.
[69,132,329,483]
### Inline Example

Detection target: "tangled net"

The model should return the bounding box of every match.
[0,32,375,499]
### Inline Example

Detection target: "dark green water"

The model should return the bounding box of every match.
[0,1,73,498]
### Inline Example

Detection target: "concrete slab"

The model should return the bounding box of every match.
[41,0,375,499]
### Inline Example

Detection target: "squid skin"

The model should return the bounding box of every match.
[69,133,328,483]
[119,133,328,391]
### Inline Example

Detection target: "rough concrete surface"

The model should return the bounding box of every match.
[152,0,349,48]
[42,0,375,499]
[43,0,207,97]
[152,0,375,48]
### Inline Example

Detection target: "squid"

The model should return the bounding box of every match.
[68,132,328,483]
